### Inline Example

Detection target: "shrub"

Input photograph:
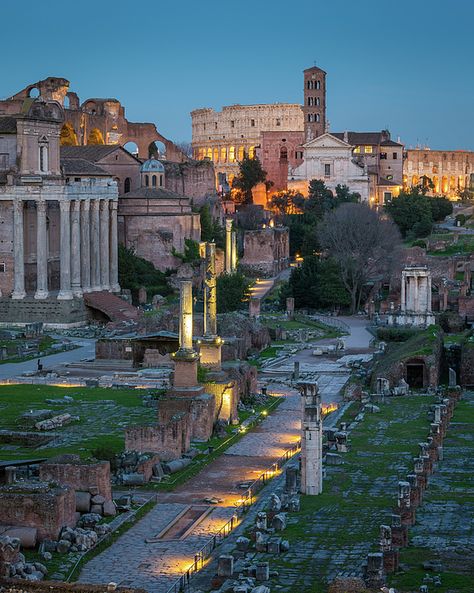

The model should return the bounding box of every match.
[412,239,427,248]
[376,327,418,342]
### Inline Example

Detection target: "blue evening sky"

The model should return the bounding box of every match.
[2,0,473,150]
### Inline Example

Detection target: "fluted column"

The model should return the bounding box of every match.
[100,199,110,290]
[34,200,49,299]
[12,199,26,300]
[71,200,82,297]
[91,200,101,291]
[225,218,232,273]
[80,200,91,293]
[57,200,73,300]
[109,200,120,292]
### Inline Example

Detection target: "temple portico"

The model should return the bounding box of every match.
[10,193,119,302]
[388,266,435,328]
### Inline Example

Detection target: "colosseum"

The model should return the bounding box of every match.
[191,103,304,186]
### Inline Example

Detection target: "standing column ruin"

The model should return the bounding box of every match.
[12,199,26,300]
[80,200,91,293]
[171,280,200,391]
[231,228,237,272]
[34,200,49,300]
[109,200,120,293]
[225,218,232,273]
[200,242,222,370]
[70,200,82,297]
[100,199,110,291]
[299,381,323,495]
[57,200,73,300]
[90,199,101,291]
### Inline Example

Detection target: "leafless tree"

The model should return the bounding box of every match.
[175,141,193,158]
[318,203,401,314]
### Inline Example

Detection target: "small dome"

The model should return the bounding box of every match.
[140,158,165,173]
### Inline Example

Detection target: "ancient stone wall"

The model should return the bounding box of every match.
[0,483,76,541]
[124,415,191,461]
[0,579,146,593]
[239,227,289,278]
[95,338,133,360]
[460,342,474,386]
[163,160,217,204]
[259,130,304,191]
[38,456,112,503]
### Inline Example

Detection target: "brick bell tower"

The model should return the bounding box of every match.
[303,65,327,142]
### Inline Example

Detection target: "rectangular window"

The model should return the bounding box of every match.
[0,263,6,273]
[380,152,387,160]
[230,120,235,128]
[276,118,281,126]
[383,192,392,204]
[0,154,8,170]
[251,119,255,127]
[324,164,331,176]
[214,122,218,130]
[393,152,398,159]
[364,146,373,154]
[354,146,361,154]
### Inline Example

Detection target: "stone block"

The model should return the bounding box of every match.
[255,561,270,581]
[1,527,37,549]
[267,537,281,554]
[217,554,234,577]
[103,500,116,517]
[90,504,103,515]
[75,491,91,513]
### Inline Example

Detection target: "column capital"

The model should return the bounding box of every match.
[109,200,118,211]
[81,199,91,211]
[59,199,71,212]
[72,199,81,212]
[100,199,109,211]
[37,199,47,212]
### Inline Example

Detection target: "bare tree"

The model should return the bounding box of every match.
[318,203,401,314]
[175,141,193,158]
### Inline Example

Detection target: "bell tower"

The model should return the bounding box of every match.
[303,65,327,142]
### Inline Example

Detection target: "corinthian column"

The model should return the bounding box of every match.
[35,200,49,299]
[80,200,91,293]
[12,199,26,300]
[71,200,82,297]
[178,280,194,352]
[90,200,101,291]
[225,218,232,273]
[109,200,120,292]
[100,200,110,290]
[58,200,73,300]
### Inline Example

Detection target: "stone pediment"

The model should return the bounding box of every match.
[303,133,352,149]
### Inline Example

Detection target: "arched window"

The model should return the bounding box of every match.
[307,81,310,89]
[441,176,448,193]
[248,146,256,159]
[316,97,320,106]
[124,177,131,193]
[152,175,157,187]
[433,176,439,193]
[229,146,235,162]
[206,147,212,160]
[280,146,288,161]
[412,175,419,186]
[238,146,245,161]
[307,114,312,122]
[220,147,227,163]
[145,175,149,187]
[160,175,163,187]
[316,80,321,89]
[213,148,219,162]
[316,114,320,122]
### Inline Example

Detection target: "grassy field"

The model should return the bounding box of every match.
[0,384,153,461]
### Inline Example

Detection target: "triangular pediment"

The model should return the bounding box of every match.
[303,133,352,149]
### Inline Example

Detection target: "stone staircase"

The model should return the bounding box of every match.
[83,291,139,323]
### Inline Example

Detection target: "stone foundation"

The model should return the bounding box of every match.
[0,296,87,328]
[125,414,191,461]
[203,379,239,423]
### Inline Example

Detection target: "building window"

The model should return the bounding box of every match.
[0,263,5,273]
[316,97,320,106]
[386,174,393,180]
[160,175,163,187]
[215,122,218,130]
[238,146,245,161]
[145,174,149,186]
[152,175,157,187]
[203,123,206,131]
[364,146,373,154]
[315,114,320,122]
[248,146,256,159]
[383,192,392,204]
[316,80,321,89]
[324,164,331,176]
[230,120,235,128]
[220,147,227,162]
[276,118,281,126]
[354,146,361,154]
[229,146,235,162]
[250,119,255,127]
[0,154,8,170]
[307,81,311,89]
[308,114,312,122]
[39,144,48,172]
[380,152,387,160]
[392,152,398,159]
[124,177,131,193]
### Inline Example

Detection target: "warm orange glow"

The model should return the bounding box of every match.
[322,402,338,415]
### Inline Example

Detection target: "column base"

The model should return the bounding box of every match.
[198,337,222,371]
[34,290,49,300]
[110,283,121,293]
[91,285,102,292]
[57,290,73,301]
[101,284,111,292]
[72,287,83,298]
[11,291,26,300]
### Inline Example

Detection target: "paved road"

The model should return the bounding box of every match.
[0,338,95,380]
[337,315,373,349]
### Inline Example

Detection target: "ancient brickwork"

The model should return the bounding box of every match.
[239,227,289,277]
[124,416,191,461]
[163,160,217,204]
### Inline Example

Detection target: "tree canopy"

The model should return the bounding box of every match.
[216,271,250,313]
[200,204,225,248]
[232,155,267,205]
[118,245,171,299]
[318,203,401,314]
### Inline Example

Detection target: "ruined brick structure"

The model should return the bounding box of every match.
[239,227,290,277]
[125,415,191,461]
[0,482,76,541]
[0,77,186,161]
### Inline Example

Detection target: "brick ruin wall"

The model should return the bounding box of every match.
[125,415,191,461]
[39,458,112,502]
[239,227,290,278]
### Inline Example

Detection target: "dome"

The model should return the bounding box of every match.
[140,158,165,173]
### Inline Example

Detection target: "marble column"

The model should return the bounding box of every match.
[80,200,91,293]
[109,200,120,292]
[300,381,323,495]
[400,273,406,312]
[58,200,73,300]
[225,218,232,273]
[204,242,217,337]
[231,230,237,272]
[12,199,26,300]
[100,199,110,290]
[427,275,432,312]
[34,200,49,300]
[71,200,82,297]
[179,280,194,352]
[90,200,101,291]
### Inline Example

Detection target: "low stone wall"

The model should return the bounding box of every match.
[95,338,133,361]
[203,380,239,423]
[0,483,76,541]
[0,579,146,593]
